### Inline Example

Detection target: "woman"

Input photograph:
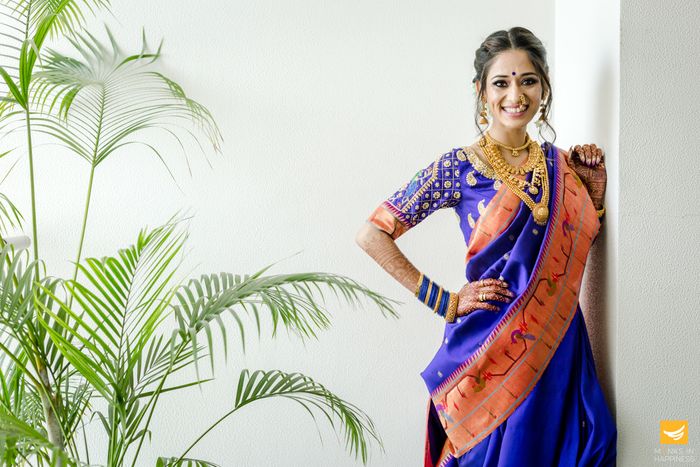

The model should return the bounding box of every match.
[355,27,617,466]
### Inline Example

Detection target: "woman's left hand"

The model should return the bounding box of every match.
[567,143,607,209]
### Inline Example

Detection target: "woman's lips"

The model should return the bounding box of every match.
[501,105,528,117]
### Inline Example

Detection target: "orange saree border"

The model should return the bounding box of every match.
[430,147,601,459]
[367,203,408,240]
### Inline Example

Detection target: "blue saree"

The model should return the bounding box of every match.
[367,142,617,466]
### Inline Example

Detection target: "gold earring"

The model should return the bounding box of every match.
[535,103,547,128]
[479,100,489,125]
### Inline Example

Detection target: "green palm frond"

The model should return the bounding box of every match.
[0,0,111,110]
[0,403,50,445]
[20,0,111,40]
[172,269,400,379]
[29,26,222,170]
[175,369,383,465]
[36,218,186,402]
[156,457,220,467]
[0,192,23,234]
[35,218,188,465]
[233,369,383,464]
[0,244,36,330]
[133,335,209,395]
[0,346,44,433]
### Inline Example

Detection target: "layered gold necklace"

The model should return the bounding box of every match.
[478,131,550,225]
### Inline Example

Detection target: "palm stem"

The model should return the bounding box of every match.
[26,106,65,457]
[68,163,96,304]
[69,83,105,304]
[176,406,239,463]
[25,108,39,273]
[129,341,187,467]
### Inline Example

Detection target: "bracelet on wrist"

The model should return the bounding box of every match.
[445,293,459,323]
[414,274,455,319]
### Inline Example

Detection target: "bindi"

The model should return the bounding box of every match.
[512,72,516,75]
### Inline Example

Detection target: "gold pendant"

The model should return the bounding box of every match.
[533,204,549,225]
[528,185,538,195]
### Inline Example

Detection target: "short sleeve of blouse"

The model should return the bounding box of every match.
[367,148,468,240]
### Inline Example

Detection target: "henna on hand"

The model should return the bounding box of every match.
[455,278,514,318]
[567,144,607,210]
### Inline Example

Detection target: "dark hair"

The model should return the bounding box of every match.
[471,27,556,146]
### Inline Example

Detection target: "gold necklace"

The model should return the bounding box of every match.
[485,131,531,158]
[478,137,538,192]
[485,140,540,176]
[478,136,550,225]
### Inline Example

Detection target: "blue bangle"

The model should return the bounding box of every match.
[417,274,431,301]
[435,290,451,317]
[427,282,439,308]
[416,274,452,318]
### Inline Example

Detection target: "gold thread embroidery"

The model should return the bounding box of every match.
[466,171,477,186]
[463,147,497,180]
[468,212,476,228]
[400,154,443,213]
[477,199,486,215]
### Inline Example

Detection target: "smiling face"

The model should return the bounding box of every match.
[476,49,546,132]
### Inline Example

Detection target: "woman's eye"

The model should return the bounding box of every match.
[493,78,538,87]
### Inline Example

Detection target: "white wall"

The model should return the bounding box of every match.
[553,0,620,424]
[2,1,558,465]
[618,1,700,465]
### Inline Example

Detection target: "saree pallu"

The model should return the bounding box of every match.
[421,144,617,466]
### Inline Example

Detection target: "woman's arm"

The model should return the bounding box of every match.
[566,144,607,211]
[355,221,513,321]
[354,221,420,293]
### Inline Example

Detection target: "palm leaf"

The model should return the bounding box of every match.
[36,218,186,402]
[176,369,383,465]
[36,217,189,465]
[0,0,111,110]
[0,244,36,330]
[0,192,22,233]
[156,457,219,467]
[0,403,51,446]
[172,269,400,379]
[30,26,221,171]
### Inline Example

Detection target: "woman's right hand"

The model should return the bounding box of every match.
[454,278,514,318]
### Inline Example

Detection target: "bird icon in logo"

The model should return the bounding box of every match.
[660,420,688,444]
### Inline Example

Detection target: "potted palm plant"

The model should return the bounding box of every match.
[0,1,399,465]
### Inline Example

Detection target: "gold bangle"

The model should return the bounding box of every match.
[445,293,459,323]
[414,273,424,297]
[433,287,444,313]
[423,281,433,305]
[596,206,606,218]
